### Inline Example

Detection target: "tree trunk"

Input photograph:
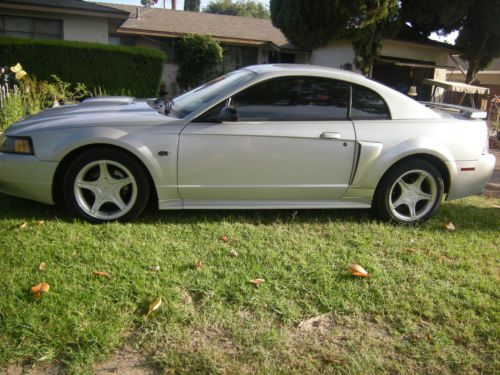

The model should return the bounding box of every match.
[459,31,489,105]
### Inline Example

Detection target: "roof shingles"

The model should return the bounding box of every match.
[97,3,295,49]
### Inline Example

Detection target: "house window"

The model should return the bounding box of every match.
[109,35,136,47]
[223,45,258,72]
[0,15,62,39]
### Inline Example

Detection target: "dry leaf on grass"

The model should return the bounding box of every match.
[443,222,456,231]
[147,265,160,272]
[19,222,27,229]
[249,278,265,286]
[35,220,44,225]
[92,271,111,278]
[31,282,49,299]
[196,261,204,271]
[230,249,239,257]
[38,262,47,271]
[347,264,371,277]
[145,297,162,318]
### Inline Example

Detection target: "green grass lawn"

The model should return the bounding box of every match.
[0,194,498,374]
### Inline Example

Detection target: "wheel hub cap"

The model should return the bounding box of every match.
[74,160,138,220]
[389,169,438,222]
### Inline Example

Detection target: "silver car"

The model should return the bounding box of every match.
[0,64,495,224]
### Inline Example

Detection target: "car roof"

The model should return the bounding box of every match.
[243,64,440,120]
[245,63,356,80]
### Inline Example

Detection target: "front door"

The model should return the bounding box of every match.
[178,76,356,204]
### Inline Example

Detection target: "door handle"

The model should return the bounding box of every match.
[320,132,341,139]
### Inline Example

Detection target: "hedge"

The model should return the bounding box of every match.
[0,37,166,97]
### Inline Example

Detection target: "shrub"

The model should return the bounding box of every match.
[0,37,165,97]
[0,64,89,130]
[177,34,223,89]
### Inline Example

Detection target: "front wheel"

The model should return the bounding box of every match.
[374,159,444,224]
[63,148,150,223]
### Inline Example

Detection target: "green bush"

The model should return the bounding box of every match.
[0,37,165,97]
[177,34,223,89]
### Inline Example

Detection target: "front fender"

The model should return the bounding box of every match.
[33,126,181,204]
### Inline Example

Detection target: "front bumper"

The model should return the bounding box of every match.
[446,153,496,200]
[0,153,58,204]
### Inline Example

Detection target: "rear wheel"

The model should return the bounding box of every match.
[374,159,444,224]
[63,148,150,223]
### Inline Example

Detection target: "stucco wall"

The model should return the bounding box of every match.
[0,9,108,43]
[310,40,355,70]
[311,39,451,79]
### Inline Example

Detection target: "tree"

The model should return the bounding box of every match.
[270,0,353,49]
[456,0,500,83]
[184,0,200,12]
[270,0,398,77]
[176,34,223,89]
[204,0,270,19]
[351,1,399,76]
[401,0,500,84]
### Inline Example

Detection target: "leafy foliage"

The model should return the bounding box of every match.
[0,66,89,130]
[401,0,468,36]
[204,0,270,19]
[401,0,500,83]
[176,34,223,89]
[0,37,165,97]
[270,0,353,49]
[351,1,399,76]
[184,0,201,11]
[270,0,398,76]
[456,0,500,82]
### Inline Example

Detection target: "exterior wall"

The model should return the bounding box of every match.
[0,9,109,43]
[162,63,179,95]
[311,39,450,80]
[381,40,449,69]
[310,40,355,70]
[448,71,500,86]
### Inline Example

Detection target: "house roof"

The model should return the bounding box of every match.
[0,0,128,18]
[95,2,299,50]
[387,25,460,52]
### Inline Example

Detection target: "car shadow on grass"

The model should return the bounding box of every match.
[0,193,498,231]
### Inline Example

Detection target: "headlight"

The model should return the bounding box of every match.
[0,135,34,155]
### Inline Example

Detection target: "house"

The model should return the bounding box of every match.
[0,0,129,43]
[448,56,500,97]
[100,2,307,91]
[0,0,306,91]
[311,26,460,101]
[0,0,462,100]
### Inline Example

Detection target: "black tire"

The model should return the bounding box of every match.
[63,148,150,223]
[374,159,444,224]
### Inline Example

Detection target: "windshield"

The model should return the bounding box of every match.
[169,70,256,118]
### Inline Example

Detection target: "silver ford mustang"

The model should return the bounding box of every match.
[0,64,495,223]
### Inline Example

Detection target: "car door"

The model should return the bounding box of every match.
[177,75,356,205]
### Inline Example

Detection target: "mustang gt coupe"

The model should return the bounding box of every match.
[0,65,495,224]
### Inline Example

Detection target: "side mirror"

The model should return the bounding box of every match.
[214,106,238,123]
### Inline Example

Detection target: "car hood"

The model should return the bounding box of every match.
[6,97,178,134]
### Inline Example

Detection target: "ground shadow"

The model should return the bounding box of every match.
[0,193,498,231]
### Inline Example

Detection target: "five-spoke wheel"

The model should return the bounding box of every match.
[375,159,444,224]
[64,148,150,223]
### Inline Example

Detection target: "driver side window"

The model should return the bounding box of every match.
[231,76,349,121]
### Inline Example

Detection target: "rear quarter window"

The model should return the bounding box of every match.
[351,84,391,120]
